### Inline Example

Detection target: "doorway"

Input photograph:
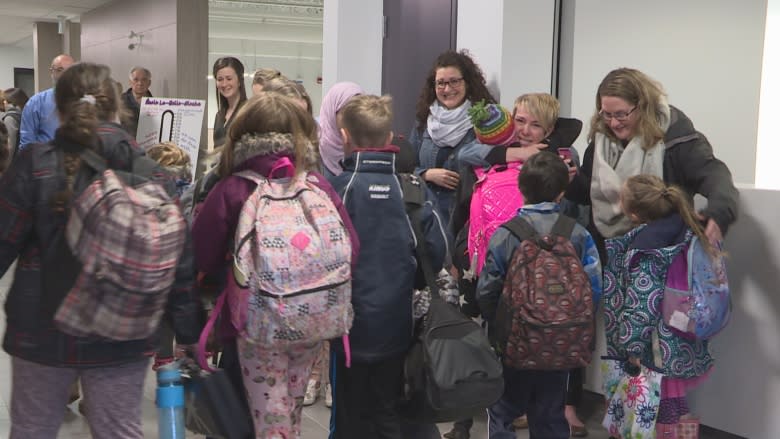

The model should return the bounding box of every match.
[382,0,457,139]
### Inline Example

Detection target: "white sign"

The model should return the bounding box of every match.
[137,97,205,178]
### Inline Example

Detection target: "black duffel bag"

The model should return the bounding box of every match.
[397,177,504,423]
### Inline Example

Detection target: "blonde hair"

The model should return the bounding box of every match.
[218,92,319,178]
[622,175,717,257]
[147,141,192,181]
[252,68,282,86]
[513,93,559,133]
[337,94,393,148]
[262,78,312,115]
[589,68,666,148]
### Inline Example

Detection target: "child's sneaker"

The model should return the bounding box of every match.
[324,383,332,408]
[303,379,320,406]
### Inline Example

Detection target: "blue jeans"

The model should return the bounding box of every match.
[487,367,569,439]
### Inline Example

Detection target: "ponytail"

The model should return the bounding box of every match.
[51,63,119,211]
[663,185,718,258]
[623,174,719,258]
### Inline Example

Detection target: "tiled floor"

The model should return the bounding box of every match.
[0,266,617,438]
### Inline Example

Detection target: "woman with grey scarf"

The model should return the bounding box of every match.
[566,67,738,258]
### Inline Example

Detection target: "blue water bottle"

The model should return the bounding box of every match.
[156,363,186,439]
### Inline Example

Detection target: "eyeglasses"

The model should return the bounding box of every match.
[599,106,636,122]
[49,67,65,74]
[434,77,464,90]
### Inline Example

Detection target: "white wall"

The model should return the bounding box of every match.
[0,45,33,91]
[457,0,557,108]
[456,0,504,100]
[208,20,324,128]
[560,0,767,185]
[756,0,780,189]
[81,0,180,98]
[686,187,780,438]
[321,0,383,95]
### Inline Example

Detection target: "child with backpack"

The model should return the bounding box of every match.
[0,62,203,439]
[144,141,194,371]
[192,92,359,438]
[2,87,27,160]
[476,151,602,439]
[146,141,193,198]
[603,174,721,437]
[447,94,585,439]
[326,94,449,439]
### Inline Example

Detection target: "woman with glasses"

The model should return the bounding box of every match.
[409,50,496,227]
[567,68,738,437]
[566,67,738,258]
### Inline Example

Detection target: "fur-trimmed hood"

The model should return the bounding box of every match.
[231,132,319,171]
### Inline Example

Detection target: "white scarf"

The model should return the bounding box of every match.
[591,100,671,238]
[427,100,473,147]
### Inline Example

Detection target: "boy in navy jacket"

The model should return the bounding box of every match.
[327,94,449,439]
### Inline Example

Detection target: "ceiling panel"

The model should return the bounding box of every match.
[0,0,324,46]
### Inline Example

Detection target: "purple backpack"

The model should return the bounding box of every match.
[663,236,731,339]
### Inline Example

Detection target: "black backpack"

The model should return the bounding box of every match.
[396,174,504,423]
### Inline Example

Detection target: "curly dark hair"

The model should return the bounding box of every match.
[414,49,496,133]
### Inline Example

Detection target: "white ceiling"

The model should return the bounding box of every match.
[0,0,323,47]
[0,0,114,46]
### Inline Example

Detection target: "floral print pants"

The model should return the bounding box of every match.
[237,337,321,439]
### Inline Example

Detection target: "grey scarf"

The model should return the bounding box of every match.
[427,100,473,147]
[591,100,671,238]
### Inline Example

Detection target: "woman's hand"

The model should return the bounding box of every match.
[424,168,460,190]
[505,143,548,163]
[696,213,724,244]
[564,158,577,182]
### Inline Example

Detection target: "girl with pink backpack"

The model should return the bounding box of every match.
[192,93,359,438]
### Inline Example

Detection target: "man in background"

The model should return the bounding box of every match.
[121,66,153,138]
[19,54,75,149]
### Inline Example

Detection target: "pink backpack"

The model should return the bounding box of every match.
[467,163,524,276]
[199,158,353,359]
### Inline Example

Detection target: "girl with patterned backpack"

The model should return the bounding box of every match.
[0,62,203,439]
[603,174,727,438]
[192,92,358,438]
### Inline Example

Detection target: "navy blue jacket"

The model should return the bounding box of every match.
[329,148,449,363]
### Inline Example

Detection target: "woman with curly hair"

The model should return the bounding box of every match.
[409,50,497,226]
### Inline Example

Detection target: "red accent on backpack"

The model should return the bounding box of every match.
[496,215,594,370]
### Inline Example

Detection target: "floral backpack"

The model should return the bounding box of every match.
[230,157,353,349]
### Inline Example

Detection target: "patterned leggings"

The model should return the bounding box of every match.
[237,337,321,439]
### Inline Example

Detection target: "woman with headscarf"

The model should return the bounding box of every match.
[318,82,363,178]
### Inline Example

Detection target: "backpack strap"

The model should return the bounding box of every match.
[550,214,577,239]
[79,148,109,173]
[502,216,539,242]
[233,169,266,185]
[399,173,439,297]
[198,286,227,372]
